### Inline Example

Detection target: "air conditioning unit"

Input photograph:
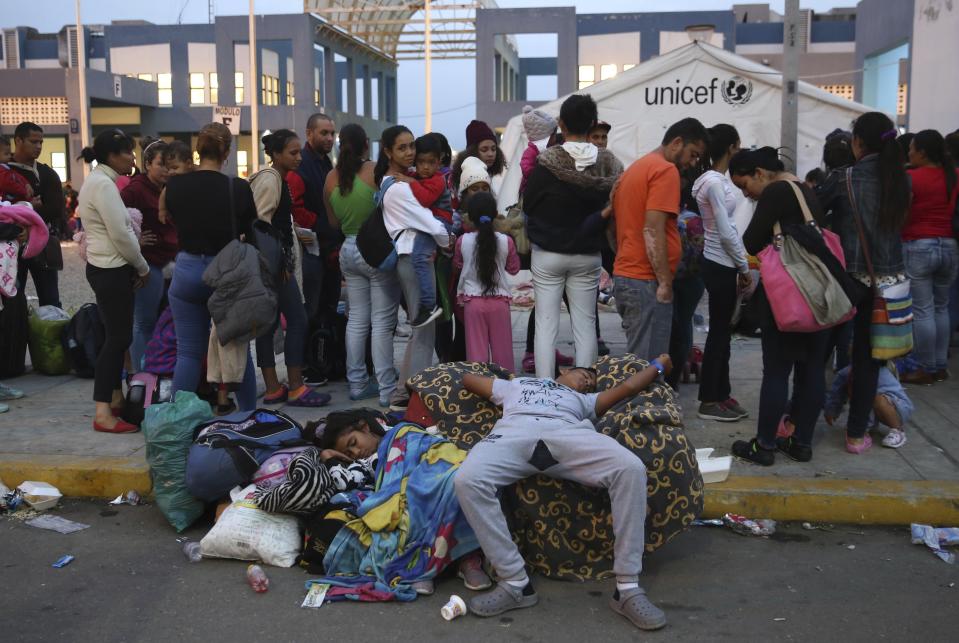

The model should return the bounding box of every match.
[3,29,21,69]
[58,26,80,68]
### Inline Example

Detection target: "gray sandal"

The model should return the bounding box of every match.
[610,588,667,630]
[469,582,538,617]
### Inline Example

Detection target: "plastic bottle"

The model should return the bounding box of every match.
[182,541,202,563]
[246,564,269,593]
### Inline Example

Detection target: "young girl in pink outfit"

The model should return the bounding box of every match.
[454,191,520,371]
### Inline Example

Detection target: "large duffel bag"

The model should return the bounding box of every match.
[185,408,309,503]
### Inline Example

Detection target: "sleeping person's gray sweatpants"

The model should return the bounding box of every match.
[454,418,648,583]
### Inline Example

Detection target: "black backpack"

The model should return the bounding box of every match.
[306,312,348,382]
[63,303,105,378]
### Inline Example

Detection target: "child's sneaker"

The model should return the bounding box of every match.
[845,432,873,454]
[881,429,907,449]
[410,306,442,328]
[723,397,748,418]
[776,415,795,439]
[522,352,536,374]
[555,350,574,366]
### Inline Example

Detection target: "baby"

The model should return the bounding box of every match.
[392,134,454,328]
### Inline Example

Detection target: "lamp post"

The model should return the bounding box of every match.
[424,0,432,132]
[780,0,800,174]
[249,0,259,173]
[75,0,90,177]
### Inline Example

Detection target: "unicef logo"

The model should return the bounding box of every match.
[721,76,754,105]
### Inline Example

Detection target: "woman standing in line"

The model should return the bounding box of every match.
[77,129,150,433]
[165,123,259,411]
[121,136,177,371]
[378,125,453,410]
[820,112,911,453]
[324,123,400,408]
[692,124,751,422]
[250,129,331,407]
[729,147,830,466]
[899,130,959,385]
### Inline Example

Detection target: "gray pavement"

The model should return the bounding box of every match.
[4,499,958,642]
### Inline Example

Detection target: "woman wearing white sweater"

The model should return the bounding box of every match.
[691,124,751,423]
[78,129,149,433]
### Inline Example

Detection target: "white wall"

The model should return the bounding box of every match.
[578,33,640,68]
[188,42,216,73]
[109,44,171,75]
[909,0,959,132]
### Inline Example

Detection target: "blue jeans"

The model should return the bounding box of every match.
[904,237,959,371]
[340,237,400,401]
[255,272,307,369]
[613,275,672,360]
[131,264,164,371]
[168,252,257,410]
[411,231,437,311]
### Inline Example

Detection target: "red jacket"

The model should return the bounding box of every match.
[121,173,178,267]
[408,172,453,224]
[286,171,318,229]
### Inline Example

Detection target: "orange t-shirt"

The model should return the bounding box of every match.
[612,150,682,281]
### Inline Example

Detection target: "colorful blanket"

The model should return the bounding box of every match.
[307,423,478,602]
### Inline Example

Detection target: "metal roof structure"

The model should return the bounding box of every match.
[304,1,496,60]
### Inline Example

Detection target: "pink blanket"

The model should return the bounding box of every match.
[0,204,48,259]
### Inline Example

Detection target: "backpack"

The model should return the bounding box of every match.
[62,303,104,378]
[356,178,398,271]
[185,408,309,503]
[306,312,348,381]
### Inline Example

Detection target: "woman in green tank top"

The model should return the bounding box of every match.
[324,124,400,406]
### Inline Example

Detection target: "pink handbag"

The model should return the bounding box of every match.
[757,182,855,332]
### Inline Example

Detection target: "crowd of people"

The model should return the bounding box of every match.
[1,97,958,627]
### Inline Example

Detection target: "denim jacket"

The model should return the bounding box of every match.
[818,154,906,276]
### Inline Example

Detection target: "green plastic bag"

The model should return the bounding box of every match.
[142,391,213,532]
[27,312,70,375]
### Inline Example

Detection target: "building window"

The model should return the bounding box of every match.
[50,152,67,182]
[237,150,249,178]
[158,73,172,105]
[314,67,322,106]
[600,64,618,81]
[578,65,594,90]
[819,84,854,101]
[897,83,908,116]
[235,72,244,104]
[287,80,295,106]
[137,73,154,82]
[190,72,206,105]
[261,74,279,106]
[209,73,218,104]
[623,64,636,72]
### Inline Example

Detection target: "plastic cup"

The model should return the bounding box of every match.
[441,594,467,621]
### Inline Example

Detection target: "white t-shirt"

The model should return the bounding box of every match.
[491,377,599,424]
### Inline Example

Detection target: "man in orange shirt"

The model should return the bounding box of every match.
[612,118,708,359]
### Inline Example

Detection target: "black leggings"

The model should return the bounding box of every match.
[86,264,135,403]
[699,260,739,402]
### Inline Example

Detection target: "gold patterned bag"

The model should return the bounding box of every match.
[407,356,704,581]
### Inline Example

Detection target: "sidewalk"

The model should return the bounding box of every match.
[2,264,958,523]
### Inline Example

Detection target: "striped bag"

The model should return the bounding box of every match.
[847,170,913,360]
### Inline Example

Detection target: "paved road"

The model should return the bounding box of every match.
[5,500,957,642]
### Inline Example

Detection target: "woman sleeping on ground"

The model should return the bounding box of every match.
[277,410,489,602]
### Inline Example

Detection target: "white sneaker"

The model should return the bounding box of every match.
[881,429,907,449]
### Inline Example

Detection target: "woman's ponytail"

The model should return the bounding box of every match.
[852,112,909,232]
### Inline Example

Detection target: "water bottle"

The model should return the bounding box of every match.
[182,541,202,563]
[246,564,269,593]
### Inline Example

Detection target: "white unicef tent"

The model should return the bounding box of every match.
[497,40,872,212]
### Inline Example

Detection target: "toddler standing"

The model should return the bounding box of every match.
[454,192,520,371]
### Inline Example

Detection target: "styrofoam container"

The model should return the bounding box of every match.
[695,449,732,485]
[17,481,63,511]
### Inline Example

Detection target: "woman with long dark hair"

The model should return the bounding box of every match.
[728,147,831,466]
[900,130,959,384]
[250,128,330,407]
[77,129,150,433]
[376,125,452,409]
[450,120,507,206]
[692,124,750,421]
[453,191,521,370]
[820,112,911,452]
[324,123,400,407]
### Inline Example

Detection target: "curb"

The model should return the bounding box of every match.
[703,476,959,525]
[0,454,151,498]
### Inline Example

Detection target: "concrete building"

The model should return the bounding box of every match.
[0,13,398,186]
[474,2,932,134]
